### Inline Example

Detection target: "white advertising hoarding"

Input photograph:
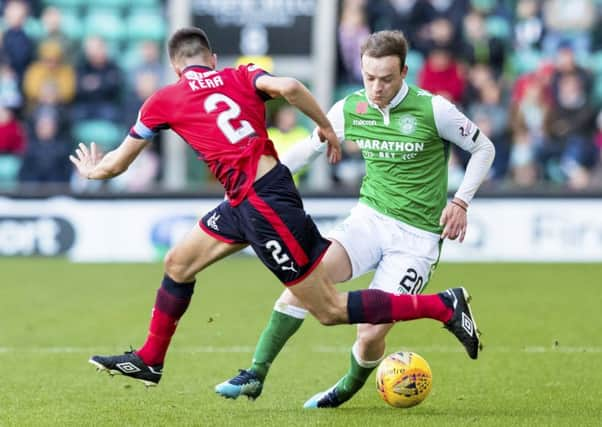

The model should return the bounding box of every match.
[1,197,601,262]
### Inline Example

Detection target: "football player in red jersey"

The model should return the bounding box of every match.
[71,27,479,387]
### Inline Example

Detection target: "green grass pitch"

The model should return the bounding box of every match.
[1,258,601,426]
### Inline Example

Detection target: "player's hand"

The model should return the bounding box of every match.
[69,142,102,179]
[317,126,342,164]
[439,197,468,242]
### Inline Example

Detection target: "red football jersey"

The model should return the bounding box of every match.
[130,64,279,205]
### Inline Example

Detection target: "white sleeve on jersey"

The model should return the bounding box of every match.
[279,99,345,174]
[432,95,495,205]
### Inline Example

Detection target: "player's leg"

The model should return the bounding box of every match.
[215,239,354,399]
[303,324,393,408]
[216,166,355,399]
[90,204,247,386]
[246,239,353,379]
[285,256,481,360]
[238,207,382,391]
[304,220,448,408]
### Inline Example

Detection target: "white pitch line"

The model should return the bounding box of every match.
[0,346,601,354]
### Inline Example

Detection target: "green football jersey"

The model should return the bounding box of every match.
[342,86,449,233]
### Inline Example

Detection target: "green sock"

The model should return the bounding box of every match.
[334,348,380,400]
[249,309,304,381]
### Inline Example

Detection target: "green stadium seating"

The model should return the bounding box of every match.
[130,0,160,6]
[0,155,22,188]
[60,9,84,40]
[23,17,44,40]
[511,49,543,76]
[125,11,166,41]
[84,8,125,41]
[118,43,143,71]
[588,50,602,75]
[405,50,424,85]
[91,0,130,8]
[43,0,86,8]
[72,120,124,152]
[485,16,511,41]
[594,76,602,106]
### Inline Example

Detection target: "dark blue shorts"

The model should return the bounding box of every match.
[200,164,331,285]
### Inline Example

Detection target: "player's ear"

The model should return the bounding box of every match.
[171,61,182,77]
[401,64,408,80]
[210,53,218,69]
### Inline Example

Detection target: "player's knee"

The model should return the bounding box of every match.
[357,326,386,346]
[164,249,193,282]
[312,305,345,326]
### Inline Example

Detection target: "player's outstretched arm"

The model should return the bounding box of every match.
[69,136,149,180]
[279,136,325,174]
[280,100,345,174]
[255,75,341,164]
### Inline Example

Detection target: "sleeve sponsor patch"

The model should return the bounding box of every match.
[459,119,474,137]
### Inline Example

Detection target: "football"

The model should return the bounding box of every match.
[375,351,432,408]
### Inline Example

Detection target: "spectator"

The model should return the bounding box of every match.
[332,138,365,189]
[0,59,22,109]
[469,78,509,180]
[411,0,469,53]
[541,72,598,189]
[418,20,466,105]
[19,109,71,184]
[1,0,34,86]
[549,42,592,105]
[365,0,424,48]
[418,47,465,104]
[463,63,494,106]
[124,70,160,128]
[592,111,602,185]
[268,105,311,184]
[109,146,160,192]
[113,70,161,192]
[40,6,76,63]
[470,0,512,21]
[31,81,71,135]
[338,0,370,84]
[513,0,545,51]
[23,40,76,107]
[462,10,506,77]
[73,36,123,122]
[0,103,26,154]
[131,41,164,85]
[542,0,596,57]
[509,75,548,187]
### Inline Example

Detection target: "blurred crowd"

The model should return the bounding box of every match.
[334,0,602,191]
[0,0,164,192]
[2,0,602,193]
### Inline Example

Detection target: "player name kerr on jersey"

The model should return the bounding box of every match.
[129,63,278,205]
[184,69,224,90]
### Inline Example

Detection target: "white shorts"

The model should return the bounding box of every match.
[328,203,442,295]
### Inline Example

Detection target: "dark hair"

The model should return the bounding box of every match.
[360,30,408,69]
[168,27,212,61]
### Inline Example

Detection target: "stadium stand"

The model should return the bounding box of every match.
[0,0,601,192]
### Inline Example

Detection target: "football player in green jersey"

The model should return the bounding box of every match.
[216,30,495,407]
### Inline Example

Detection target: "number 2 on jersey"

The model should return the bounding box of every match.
[203,93,255,144]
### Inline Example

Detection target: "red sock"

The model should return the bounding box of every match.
[137,307,180,366]
[347,290,453,324]
[390,294,453,323]
[136,275,195,366]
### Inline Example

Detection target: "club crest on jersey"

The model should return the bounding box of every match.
[398,114,417,135]
[356,102,368,114]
